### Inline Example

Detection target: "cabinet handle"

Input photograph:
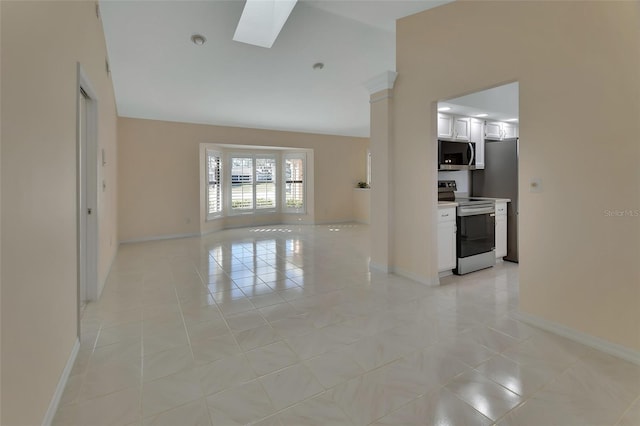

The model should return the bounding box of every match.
[442,213,449,217]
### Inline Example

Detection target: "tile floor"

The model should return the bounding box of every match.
[54,224,640,426]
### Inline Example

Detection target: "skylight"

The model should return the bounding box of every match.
[233,0,298,48]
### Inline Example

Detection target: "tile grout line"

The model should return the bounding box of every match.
[613,393,640,426]
[55,230,634,426]
[211,235,353,424]
[196,245,285,423]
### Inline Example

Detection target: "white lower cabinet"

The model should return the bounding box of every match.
[495,201,507,259]
[438,207,456,272]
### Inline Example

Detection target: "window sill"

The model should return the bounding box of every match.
[227,209,279,217]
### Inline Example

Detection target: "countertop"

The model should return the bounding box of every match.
[438,201,458,208]
[438,198,511,208]
[472,197,511,203]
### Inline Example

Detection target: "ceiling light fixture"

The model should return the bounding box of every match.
[233,0,298,48]
[438,106,451,112]
[191,34,206,46]
[312,62,324,70]
[475,113,489,117]
[506,118,519,122]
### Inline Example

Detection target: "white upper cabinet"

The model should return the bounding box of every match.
[438,113,485,169]
[502,122,518,139]
[452,116,471,141]
[485,121,503,140]
[438,113,454,139]
[470,118,484,169]
[485,121,519,140]
[438,114,472,142]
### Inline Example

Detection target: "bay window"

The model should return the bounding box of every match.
[284,153,305,213]
[230,154,278,213]
[204,146,307,220]
[255,157,277,209]
[231,156,254,210]
[206,149,222,219]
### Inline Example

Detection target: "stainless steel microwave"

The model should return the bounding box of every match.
[438,140,476,170]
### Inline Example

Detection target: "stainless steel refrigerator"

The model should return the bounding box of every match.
[472,138,519,262]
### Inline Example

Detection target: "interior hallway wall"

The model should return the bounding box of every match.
[0,1,3,422]
[393,1,640,351]
[118,117,368,242]
[1,1,119,424]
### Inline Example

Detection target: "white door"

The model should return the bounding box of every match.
[78,68,99,332]
[437,208,457,272]
[79,89,88,307]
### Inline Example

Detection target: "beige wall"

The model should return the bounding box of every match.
[1,1,119,424]
[118,117,368,242]
[0,1,3,422]
[393,1,640,350]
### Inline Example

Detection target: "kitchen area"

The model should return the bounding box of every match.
[437,82,519,277]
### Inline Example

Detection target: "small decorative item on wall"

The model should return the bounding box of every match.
[357,181,370,189]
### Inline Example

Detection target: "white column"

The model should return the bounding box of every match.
[364,71,397,273]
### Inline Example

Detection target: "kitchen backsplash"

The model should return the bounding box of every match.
[438,170,470,194]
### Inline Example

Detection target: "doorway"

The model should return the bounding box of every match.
[436,82,520,277]
[77,64,99,336]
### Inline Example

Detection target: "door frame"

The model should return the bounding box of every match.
[76,63,99,336]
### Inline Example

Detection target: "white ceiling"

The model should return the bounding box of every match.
[99,0,452,137]
[439,82,519,122]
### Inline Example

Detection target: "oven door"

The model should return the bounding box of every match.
[457,210,495,258]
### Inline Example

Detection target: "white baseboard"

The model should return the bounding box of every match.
[199,228,219,237]
[439,270,453,278]
[369,262,440,287]
[42,338,80,426]
[123,223,369,244]
[312,220,360,226]
[96,245,117,301]
[513,311,640,366]
[395,267,440,287]
[119,232,199,244]
[369,261,391,274]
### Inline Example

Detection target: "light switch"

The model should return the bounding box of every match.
[530,178,542,193]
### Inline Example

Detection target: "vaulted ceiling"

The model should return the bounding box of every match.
[100,0,452,137]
